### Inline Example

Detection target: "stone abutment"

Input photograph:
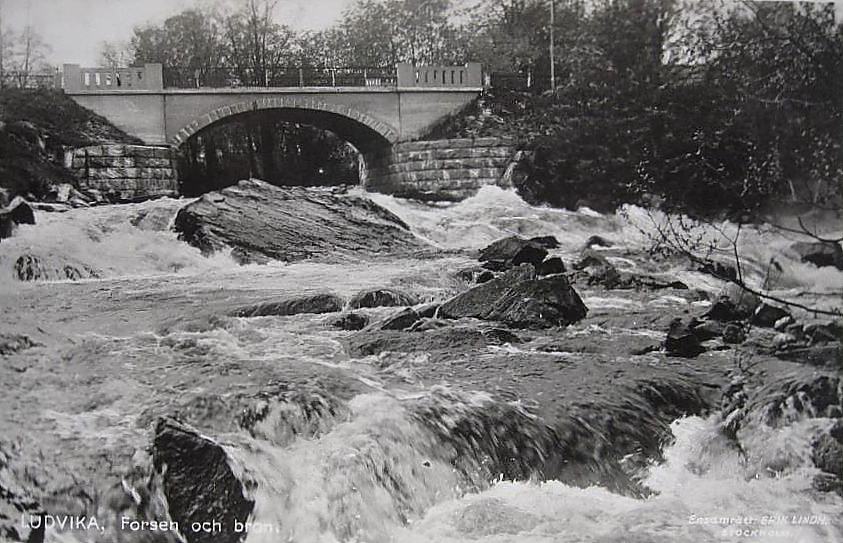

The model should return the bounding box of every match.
[363,137,518,201]
[66,145,179,201]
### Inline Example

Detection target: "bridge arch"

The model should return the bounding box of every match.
[169,97,400,153]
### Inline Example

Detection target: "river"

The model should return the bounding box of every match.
[0,186,841,543]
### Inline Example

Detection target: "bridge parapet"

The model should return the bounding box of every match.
[63,64,163,92]
[397,63,482,88]
[61,63,481,91]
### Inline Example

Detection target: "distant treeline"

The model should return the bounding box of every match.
[102,0,842,213]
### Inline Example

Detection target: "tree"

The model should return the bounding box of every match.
[132,8,226,87]
[223,0,295,86]
[98,40,133,68]
[1,25,52,87]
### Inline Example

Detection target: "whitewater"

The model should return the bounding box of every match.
[1,186,841,543]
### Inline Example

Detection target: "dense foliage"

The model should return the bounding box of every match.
[430,0,843,217]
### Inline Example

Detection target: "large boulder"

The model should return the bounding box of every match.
[152,418,254,543]
[174,179,424,263]
[439,264,536,319]
[485,274,588,328]
[439,264,587,329]
[478,236,548,269]
[791,241,843,271]
[231,293,344,317]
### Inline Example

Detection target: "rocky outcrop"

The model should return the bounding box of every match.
[439,264,587,329]
[484,275,588,328]
[439,264,536,320]
[152,418,254,543]
[174,179,424,263]
[348,288,419,309]
[0,197,35,240]
[231,294,344,317]
[791,240,843,271]
[14,253,101,281]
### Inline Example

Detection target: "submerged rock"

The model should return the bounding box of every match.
[349,288,419,309]
[584,235,613,249]
[345,325,520,357]
[329,312,369,331]
[529,235,560,249]
[231,293,344,317]
[0,334,39,356]
[152,418,254,543]
[13,253,100,281]
[174,179,424,263]
[791,241,843,271]
[377,307,422,331]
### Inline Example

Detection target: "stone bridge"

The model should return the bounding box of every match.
[62,63,482,153]
[62,63,517,202]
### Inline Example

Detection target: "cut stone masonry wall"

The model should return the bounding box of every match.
[364,137,517,201]
[67,144,179,201]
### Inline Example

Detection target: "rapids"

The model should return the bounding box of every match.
[1,186,841,543]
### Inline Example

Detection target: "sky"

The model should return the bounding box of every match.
[1,0,842,67]
[0,0,353,65]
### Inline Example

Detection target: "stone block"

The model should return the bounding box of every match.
[102,145,127,157]
[153,147,173,159]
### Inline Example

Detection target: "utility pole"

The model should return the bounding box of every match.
[549,0,555,92]
[0,0,4,89]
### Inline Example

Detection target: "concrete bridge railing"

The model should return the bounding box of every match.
[63,64,164,92]
[61,63,482,91]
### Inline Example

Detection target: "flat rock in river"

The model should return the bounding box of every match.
[231,293,345,317]
[174,179,425,263]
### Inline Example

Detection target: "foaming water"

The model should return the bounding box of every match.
[2,186,841,543]
[217,403,842,543]
[0,198,239,289]
[367,186,843,304]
